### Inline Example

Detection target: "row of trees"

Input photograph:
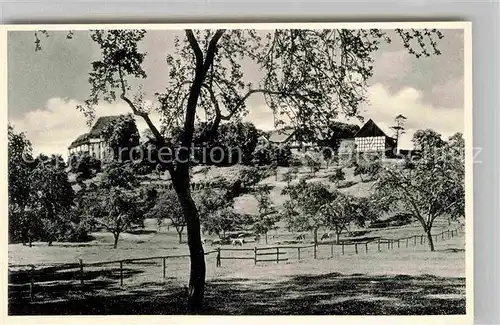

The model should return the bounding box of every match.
[8,125,77,246]
[9,124,159,248]
[282,180,378,245]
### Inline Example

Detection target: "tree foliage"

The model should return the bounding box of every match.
[320,192,378,243]
[84,187,144,248]
[375,130,465,251]
[149,190,185,243]
[282,180,335,244]
[328,167,346,185]
[252,185,279,243]
[101,113,140,161]
[353,154,382,182]
[79,162,149,248]
[69,152,102,180]
[9,125,77,246]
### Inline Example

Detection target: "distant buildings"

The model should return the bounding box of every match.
[68,116,122,160]
[261,119,404,158]
[261,127,324,152]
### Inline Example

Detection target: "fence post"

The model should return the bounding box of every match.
[414,236,417,245]
[276,247,280,264]
[447,230,450,239]
[387,241,390,250]
[254,247,257,265]
[442,232,444,239]
[451,230,454,238]
[119,261,124,286]
[365,242,368,254]
[420,235,423,245]
[162,257,166,279]
[406,238,408,248]
[355,243,358,254]
[378,238,381,252]
[216,248,221,267]
[397,239,400,248]
[314,244,317,259]
[341,243,344,255]
[79,259,84,286]
[330,242,334,257]
[298,247,301,260]
[29,266,34,302]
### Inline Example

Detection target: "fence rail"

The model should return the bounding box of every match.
[9,223,464,301]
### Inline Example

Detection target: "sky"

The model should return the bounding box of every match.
[7,29,464,157]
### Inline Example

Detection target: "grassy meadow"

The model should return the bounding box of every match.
[8,163,467,315]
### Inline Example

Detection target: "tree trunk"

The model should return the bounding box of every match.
[28,236,32,247]
[336,232,340,244]
[178,230,183,244]
[48,240,53,246]
[172,171,206,313]
[113,233,120,249]
[425,230,435,251]
[265,232,268,244]
[313,228,318,246]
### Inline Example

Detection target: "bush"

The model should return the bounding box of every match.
[290,156,303,167]
[368,213,413,229]
[275,145,292,167]
[328,168,346,185]
[60,222,93,242]
[239,166,264,188]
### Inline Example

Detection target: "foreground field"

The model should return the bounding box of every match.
[8,218,466,315]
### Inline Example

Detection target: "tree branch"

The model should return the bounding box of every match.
[201,30,225,75]
[384,168,426,226]
[182,30,225,150]
[118,66,164,145]
[185,30,203,69]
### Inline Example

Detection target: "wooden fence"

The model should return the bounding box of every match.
[10,223,464,301]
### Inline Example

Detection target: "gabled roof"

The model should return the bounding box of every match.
[69,115,123,149]
[69,133,91,148]
[89,116,123,136]
[354,119,396,140]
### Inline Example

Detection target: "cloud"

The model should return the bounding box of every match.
[243,103,277,132]
[10,97,161,159]
[359,83,464,149]
[10,81,464,158]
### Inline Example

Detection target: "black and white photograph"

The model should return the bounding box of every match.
[3,23,472,320]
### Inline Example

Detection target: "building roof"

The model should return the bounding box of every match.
[68,115,123,149]
[89,116,122,136]
[69,133,91,148]
[354,119,396,140]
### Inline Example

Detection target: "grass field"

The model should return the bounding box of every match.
[9,164,467,315]
[8,217,466,315]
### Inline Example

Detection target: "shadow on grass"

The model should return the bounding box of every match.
[125,229,158,235]
[9,271,465,316]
